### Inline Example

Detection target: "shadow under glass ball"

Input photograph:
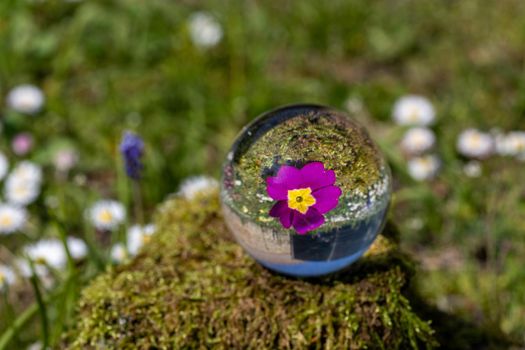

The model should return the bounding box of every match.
[221,104,391,277]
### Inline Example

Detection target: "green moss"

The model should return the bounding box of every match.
[237,111,382,194]
[65,190,436,349]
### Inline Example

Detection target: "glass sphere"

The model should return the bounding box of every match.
[221,104,391,277]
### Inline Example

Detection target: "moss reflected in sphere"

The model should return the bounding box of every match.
[221,104,391,277]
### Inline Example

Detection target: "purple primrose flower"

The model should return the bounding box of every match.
[120,131,144,180]
[266,162,342,234]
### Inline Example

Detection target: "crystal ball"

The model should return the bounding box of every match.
[221,104,391,277]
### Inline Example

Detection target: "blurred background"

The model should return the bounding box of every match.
[0,0,524,348]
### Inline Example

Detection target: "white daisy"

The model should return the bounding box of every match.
[463,160,482,178]
[494,131,509,155]
[27,342,43,350]
[0,204,27,234]
[4,177,41,206]
[0,152,8,181]
[189,12,223,48]
[67,237,88,260]
[400,127,436,155]
[23,239,67,270]
[392,95,435,126]
[87,200,126,231]
[344,96,365,115]
[407,154,441,181]
[127,224,155,256]
[53,148,79,172]
[8,161,43,184]
[178,176,219,200]
[73,174,87,186]
[496,131,525,158]
[494,132,511,156]
[6,84,45,115]
[0,264,16,291]
[456,129,494,159]
[110,243,128,263]
[15,258,48,278]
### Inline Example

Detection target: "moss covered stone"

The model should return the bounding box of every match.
[66,190,437,349]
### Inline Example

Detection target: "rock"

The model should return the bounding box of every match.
[65,190,437,349]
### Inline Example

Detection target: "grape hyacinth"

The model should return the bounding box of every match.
[120,131,144,180]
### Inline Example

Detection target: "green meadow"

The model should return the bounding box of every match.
[0,0,524,348]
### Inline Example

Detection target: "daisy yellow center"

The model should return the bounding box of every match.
[407,106,420,122]
[16,187,26,194]
[413,133,426,145]
[141,235,151,244]
[469,134,481,147]
[98,210,113,223]
[0,215,12,227]
[0,273,5,284]
[287,188,316,214]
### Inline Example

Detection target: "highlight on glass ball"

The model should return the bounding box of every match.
[221,104,392,277]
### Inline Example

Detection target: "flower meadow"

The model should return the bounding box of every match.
[1,0,525,348]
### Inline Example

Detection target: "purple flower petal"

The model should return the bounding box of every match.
[266,162,342,233]
[120,131,144,180]
[266,177,288,200]
[269,201,293,228]
[266,165,304,199]
[274,165,303,188]
[292,207,325,234]
[299,162,336,190]
[312,185,342,214]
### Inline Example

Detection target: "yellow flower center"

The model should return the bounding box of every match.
[98,210,113,223]
[287,187,316,214]
[0,273,5,284]
[0,214,12,227]
[407,106,421,122]
[469,134,481,147]
[141,235,151,244]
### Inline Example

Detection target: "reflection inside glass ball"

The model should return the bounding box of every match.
[221,104,391,277]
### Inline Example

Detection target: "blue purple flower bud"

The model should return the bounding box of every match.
[120,131,144,180]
